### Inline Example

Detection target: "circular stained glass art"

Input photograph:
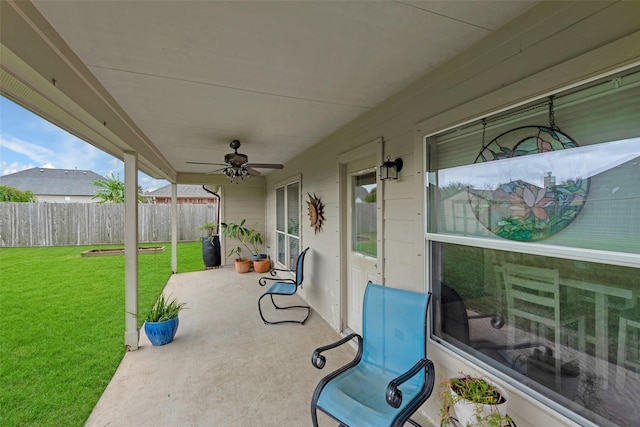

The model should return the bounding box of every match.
[468,126,590,242]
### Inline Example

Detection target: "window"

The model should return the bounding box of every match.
[276,180,300,269]
[352,170,377,257]
[427,69,640,426]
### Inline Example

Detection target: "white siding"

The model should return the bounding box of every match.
[263,2,640,426]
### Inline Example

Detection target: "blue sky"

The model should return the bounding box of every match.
[0,96,167,191]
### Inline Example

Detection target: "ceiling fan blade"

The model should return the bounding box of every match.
[245,163,284,169]
[205,167,226,175]
[246,167,262,176]
[186,161,227,166]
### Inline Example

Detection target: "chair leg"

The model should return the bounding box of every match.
[617,316,628,388]
[311,403,320,427]
[258,293,311,325]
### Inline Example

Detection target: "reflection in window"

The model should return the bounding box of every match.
[432,242,638,426]
[433,138,640,253]
[427,69,640,426]
[352,171,377,257]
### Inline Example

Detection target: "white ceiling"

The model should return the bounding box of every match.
[30,0,536,177]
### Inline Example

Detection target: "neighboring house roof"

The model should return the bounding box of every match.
[0,167,106,196]
[144,184,217,199]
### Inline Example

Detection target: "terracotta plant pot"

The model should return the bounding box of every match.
[234,259,251,273]
[253,258,271,273]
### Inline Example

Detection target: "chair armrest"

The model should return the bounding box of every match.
[468,313,505,329]
[386,358,435,408]
[270,267,294,277]
[258,275,295,286]
[311,333,363,369]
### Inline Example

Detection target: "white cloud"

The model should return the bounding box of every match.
[0,134,56,165]
[1,160,34,176]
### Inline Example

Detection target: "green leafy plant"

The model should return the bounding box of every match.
[439,375,510,427]
[198,222,219,240]
[145,294,187,322]
[91,173,146,203]
[221,219,263,258]
[0,185,36,202]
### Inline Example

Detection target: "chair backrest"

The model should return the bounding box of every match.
[503,263,561,326]
[362,283,431,383]
[439,281,471,345]
[294,247,309,287]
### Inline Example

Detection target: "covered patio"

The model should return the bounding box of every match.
[85,267,434,427]
[2,1,639,426]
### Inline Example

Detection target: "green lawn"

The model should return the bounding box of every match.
[0,242,204,426]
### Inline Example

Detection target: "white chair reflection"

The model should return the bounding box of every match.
[616,304,640,388]
[503,264,586,388]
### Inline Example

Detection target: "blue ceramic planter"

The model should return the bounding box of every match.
[144,317,179,346]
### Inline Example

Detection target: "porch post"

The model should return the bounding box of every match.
[171,182,178,273]
[124,151,139,351]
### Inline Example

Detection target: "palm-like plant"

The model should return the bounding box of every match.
[145,294,187,322]
[91,173,145,203]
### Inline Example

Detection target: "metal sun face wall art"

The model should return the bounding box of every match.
[467,126,590,242]
[306,193,325,234]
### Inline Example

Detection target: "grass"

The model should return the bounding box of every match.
[0,241,203,426]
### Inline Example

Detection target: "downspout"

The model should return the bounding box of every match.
[202,184,222,263]
[201,184,221,224]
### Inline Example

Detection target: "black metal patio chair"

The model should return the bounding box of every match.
[258,247,310,325]
[439,281,567,378]
[310,282,435,427]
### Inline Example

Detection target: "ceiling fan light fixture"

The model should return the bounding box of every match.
[223,165,249,183]
[187,139,283,181]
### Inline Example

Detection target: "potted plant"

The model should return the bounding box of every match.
[143,294,187,346]
[199,222,218,238]
[227,245,251,273]
[440,374,510,427]
[221,219,268,273]
[198,222,221,269]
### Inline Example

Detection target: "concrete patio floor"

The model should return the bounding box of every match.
[85,266,360,426]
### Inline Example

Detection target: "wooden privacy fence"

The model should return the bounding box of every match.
[0,202,218,247]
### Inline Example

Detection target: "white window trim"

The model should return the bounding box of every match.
[422,63,640,427]
[275,174,301,270]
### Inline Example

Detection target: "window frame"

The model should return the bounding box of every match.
[423,67,640,425]
[275,175,301,270]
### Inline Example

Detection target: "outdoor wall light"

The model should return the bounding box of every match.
[379,155,403,181]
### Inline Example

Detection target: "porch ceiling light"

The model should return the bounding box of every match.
[379,155,403,181]
[223,165,249,183]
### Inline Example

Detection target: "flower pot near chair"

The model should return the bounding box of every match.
[253,257,271,273]
[441,376,509,427]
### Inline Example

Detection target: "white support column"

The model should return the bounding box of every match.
[124,151,139,351]
[171,183,178,274]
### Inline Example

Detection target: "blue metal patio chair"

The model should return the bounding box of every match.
[310,282,435,427]
[258,247,310,325]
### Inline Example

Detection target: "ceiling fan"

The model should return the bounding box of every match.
[187,139,283,182]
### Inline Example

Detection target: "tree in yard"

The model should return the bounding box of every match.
[364,187,377,203]
[0,185,36,202]
[92,173,146,203]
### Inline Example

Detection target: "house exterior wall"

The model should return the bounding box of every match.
[264,2,640,426]
[218,178,266,266]
[150,197,216,205]
[34,194,95,203]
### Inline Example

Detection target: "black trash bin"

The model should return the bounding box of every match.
[202,235,221,269]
